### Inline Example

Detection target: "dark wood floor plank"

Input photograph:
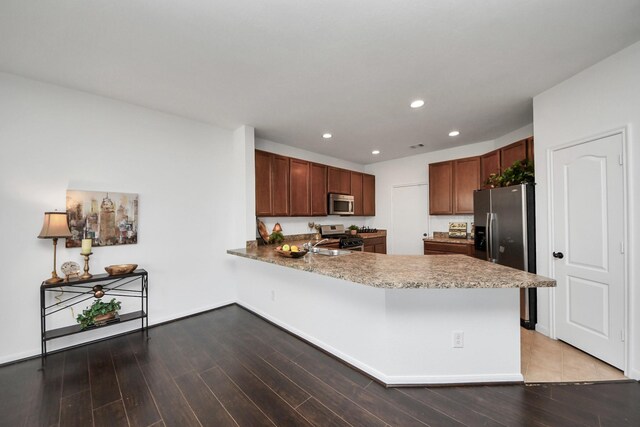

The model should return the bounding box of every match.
[264,350,387,427]
[431,387,547,427]
[291,352,428,427]
[476,385,586,427]
[173,370,237,427]
[23,352,65,427]
[200,366,276,427]
[138,354,201,427]
[60,391,93,427]
[93,400,129,427]
[547,384,640,425]
[145,326,195,378]
[216,331,311,408]
[88,340,121,409]
[163,321,216,373]
[294,346,372,388]
[365,381,465,427]
[490,385,599,427]
[0,359,44,427]
[112,351,161,427]
[62,346,89,398]
[297,397,352,427]
[399,387,506,427]
[216,356,313,427]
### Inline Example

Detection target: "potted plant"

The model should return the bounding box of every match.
[76,298,122,329]
[269,231,284,244]
[485,159,534,188]
[348,225,359,235]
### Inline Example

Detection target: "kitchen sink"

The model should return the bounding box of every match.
[312,248,353,256]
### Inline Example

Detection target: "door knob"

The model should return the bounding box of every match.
[553,251,564,259]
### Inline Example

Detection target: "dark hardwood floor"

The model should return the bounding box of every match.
[1,304,638,427]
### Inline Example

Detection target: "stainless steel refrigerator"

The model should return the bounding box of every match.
[473,183,537,329]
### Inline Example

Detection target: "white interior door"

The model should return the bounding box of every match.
[552,133,625,369]
[391,184,428,255]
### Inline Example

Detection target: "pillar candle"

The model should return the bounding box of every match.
[81,238,92,255]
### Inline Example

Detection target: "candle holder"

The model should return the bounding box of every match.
[80,252,93,280]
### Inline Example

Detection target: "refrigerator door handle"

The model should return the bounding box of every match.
[487,212,496,262]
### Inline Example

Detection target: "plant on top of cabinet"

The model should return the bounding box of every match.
[485,159,534,188]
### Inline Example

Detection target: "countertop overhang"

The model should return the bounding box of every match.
[227,245,556,290]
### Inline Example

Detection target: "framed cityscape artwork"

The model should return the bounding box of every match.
[66,190,139,248]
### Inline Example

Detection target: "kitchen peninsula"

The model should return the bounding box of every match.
[227,246,555,385]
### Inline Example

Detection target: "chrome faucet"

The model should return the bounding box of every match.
[304,238,329,251]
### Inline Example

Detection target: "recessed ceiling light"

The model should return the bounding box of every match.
[410,100,425,109]
[372,150,380,155]
[448,130,460,137]
[322,133,332,139]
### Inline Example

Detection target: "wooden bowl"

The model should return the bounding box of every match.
[275,249,308,259]
[105,264,138,276]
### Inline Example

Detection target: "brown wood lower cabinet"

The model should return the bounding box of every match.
[423,241,474,256]
[364,237,387,254]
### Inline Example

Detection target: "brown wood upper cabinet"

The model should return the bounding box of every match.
[453,157,481,214]
[429,161,454,214]
[362,173,375,216]
[480,150,500,189]
[310,163,328,216]
[255,150,376,217]
[327,167,351,195]
[500,139,527,170]
[255,150,289,216]
[350,172,364,216]
[289,158,311,216]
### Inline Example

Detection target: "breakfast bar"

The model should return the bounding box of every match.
[227,247,555,385]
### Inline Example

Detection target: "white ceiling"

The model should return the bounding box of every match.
[2,1,640,164]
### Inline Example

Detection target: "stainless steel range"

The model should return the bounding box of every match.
[319,224,364,251]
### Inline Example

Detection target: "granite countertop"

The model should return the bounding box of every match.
[423,236,475,245]
[226,245,556,290]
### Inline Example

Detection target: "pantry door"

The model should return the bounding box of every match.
[551,132,625,369]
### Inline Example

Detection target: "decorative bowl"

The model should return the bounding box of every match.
[105,264,138,276]
[275,249,308,259]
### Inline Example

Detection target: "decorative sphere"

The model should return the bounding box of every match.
[94,290,105,298]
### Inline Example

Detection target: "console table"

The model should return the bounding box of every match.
[40,269,148,357]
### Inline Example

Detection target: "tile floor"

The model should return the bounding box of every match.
[521,328,627,383]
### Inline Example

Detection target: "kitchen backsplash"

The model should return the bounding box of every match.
[429,215,473,237]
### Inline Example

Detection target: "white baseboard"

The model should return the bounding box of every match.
[535,323,550,337]
[628,368,640,381]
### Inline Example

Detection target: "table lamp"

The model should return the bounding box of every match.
[38,211,72,284]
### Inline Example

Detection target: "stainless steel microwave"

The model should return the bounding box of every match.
[328,193,355,215]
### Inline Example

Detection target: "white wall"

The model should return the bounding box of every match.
[0,73,242,362]
[533,41,640,379]
[254,138,371,236]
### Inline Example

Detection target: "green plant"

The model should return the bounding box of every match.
[485,159,534,188]
[268,231,284,244]
[348,225,359,231]
[76,298,121,329]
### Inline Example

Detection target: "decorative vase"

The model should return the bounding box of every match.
[93,312,117,326]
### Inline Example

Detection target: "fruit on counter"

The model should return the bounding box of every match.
[276,246,282,250]
[291,245,299,252]
[282,244,290,251]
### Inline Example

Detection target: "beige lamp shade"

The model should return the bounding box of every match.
[38,211,73,239]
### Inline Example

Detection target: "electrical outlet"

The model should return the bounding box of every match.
[453,331,464,348]
[271,290,275,302]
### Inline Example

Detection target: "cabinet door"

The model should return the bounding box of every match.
[362,174,375,216]
[351,172,363,216]
[272,155,290,216]
[255,150,273,216]
[453,157,480,214]
[310,163,328,216]
[526,137,534,162]
[429,161,453,215]
[374,243,387,254]
[480,150,501,189]
[328,167,352,194]
[500,139,527,170]
[290,159,310,216]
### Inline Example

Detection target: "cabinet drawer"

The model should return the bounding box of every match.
[423,241,472,255]
[363,237,385,246]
